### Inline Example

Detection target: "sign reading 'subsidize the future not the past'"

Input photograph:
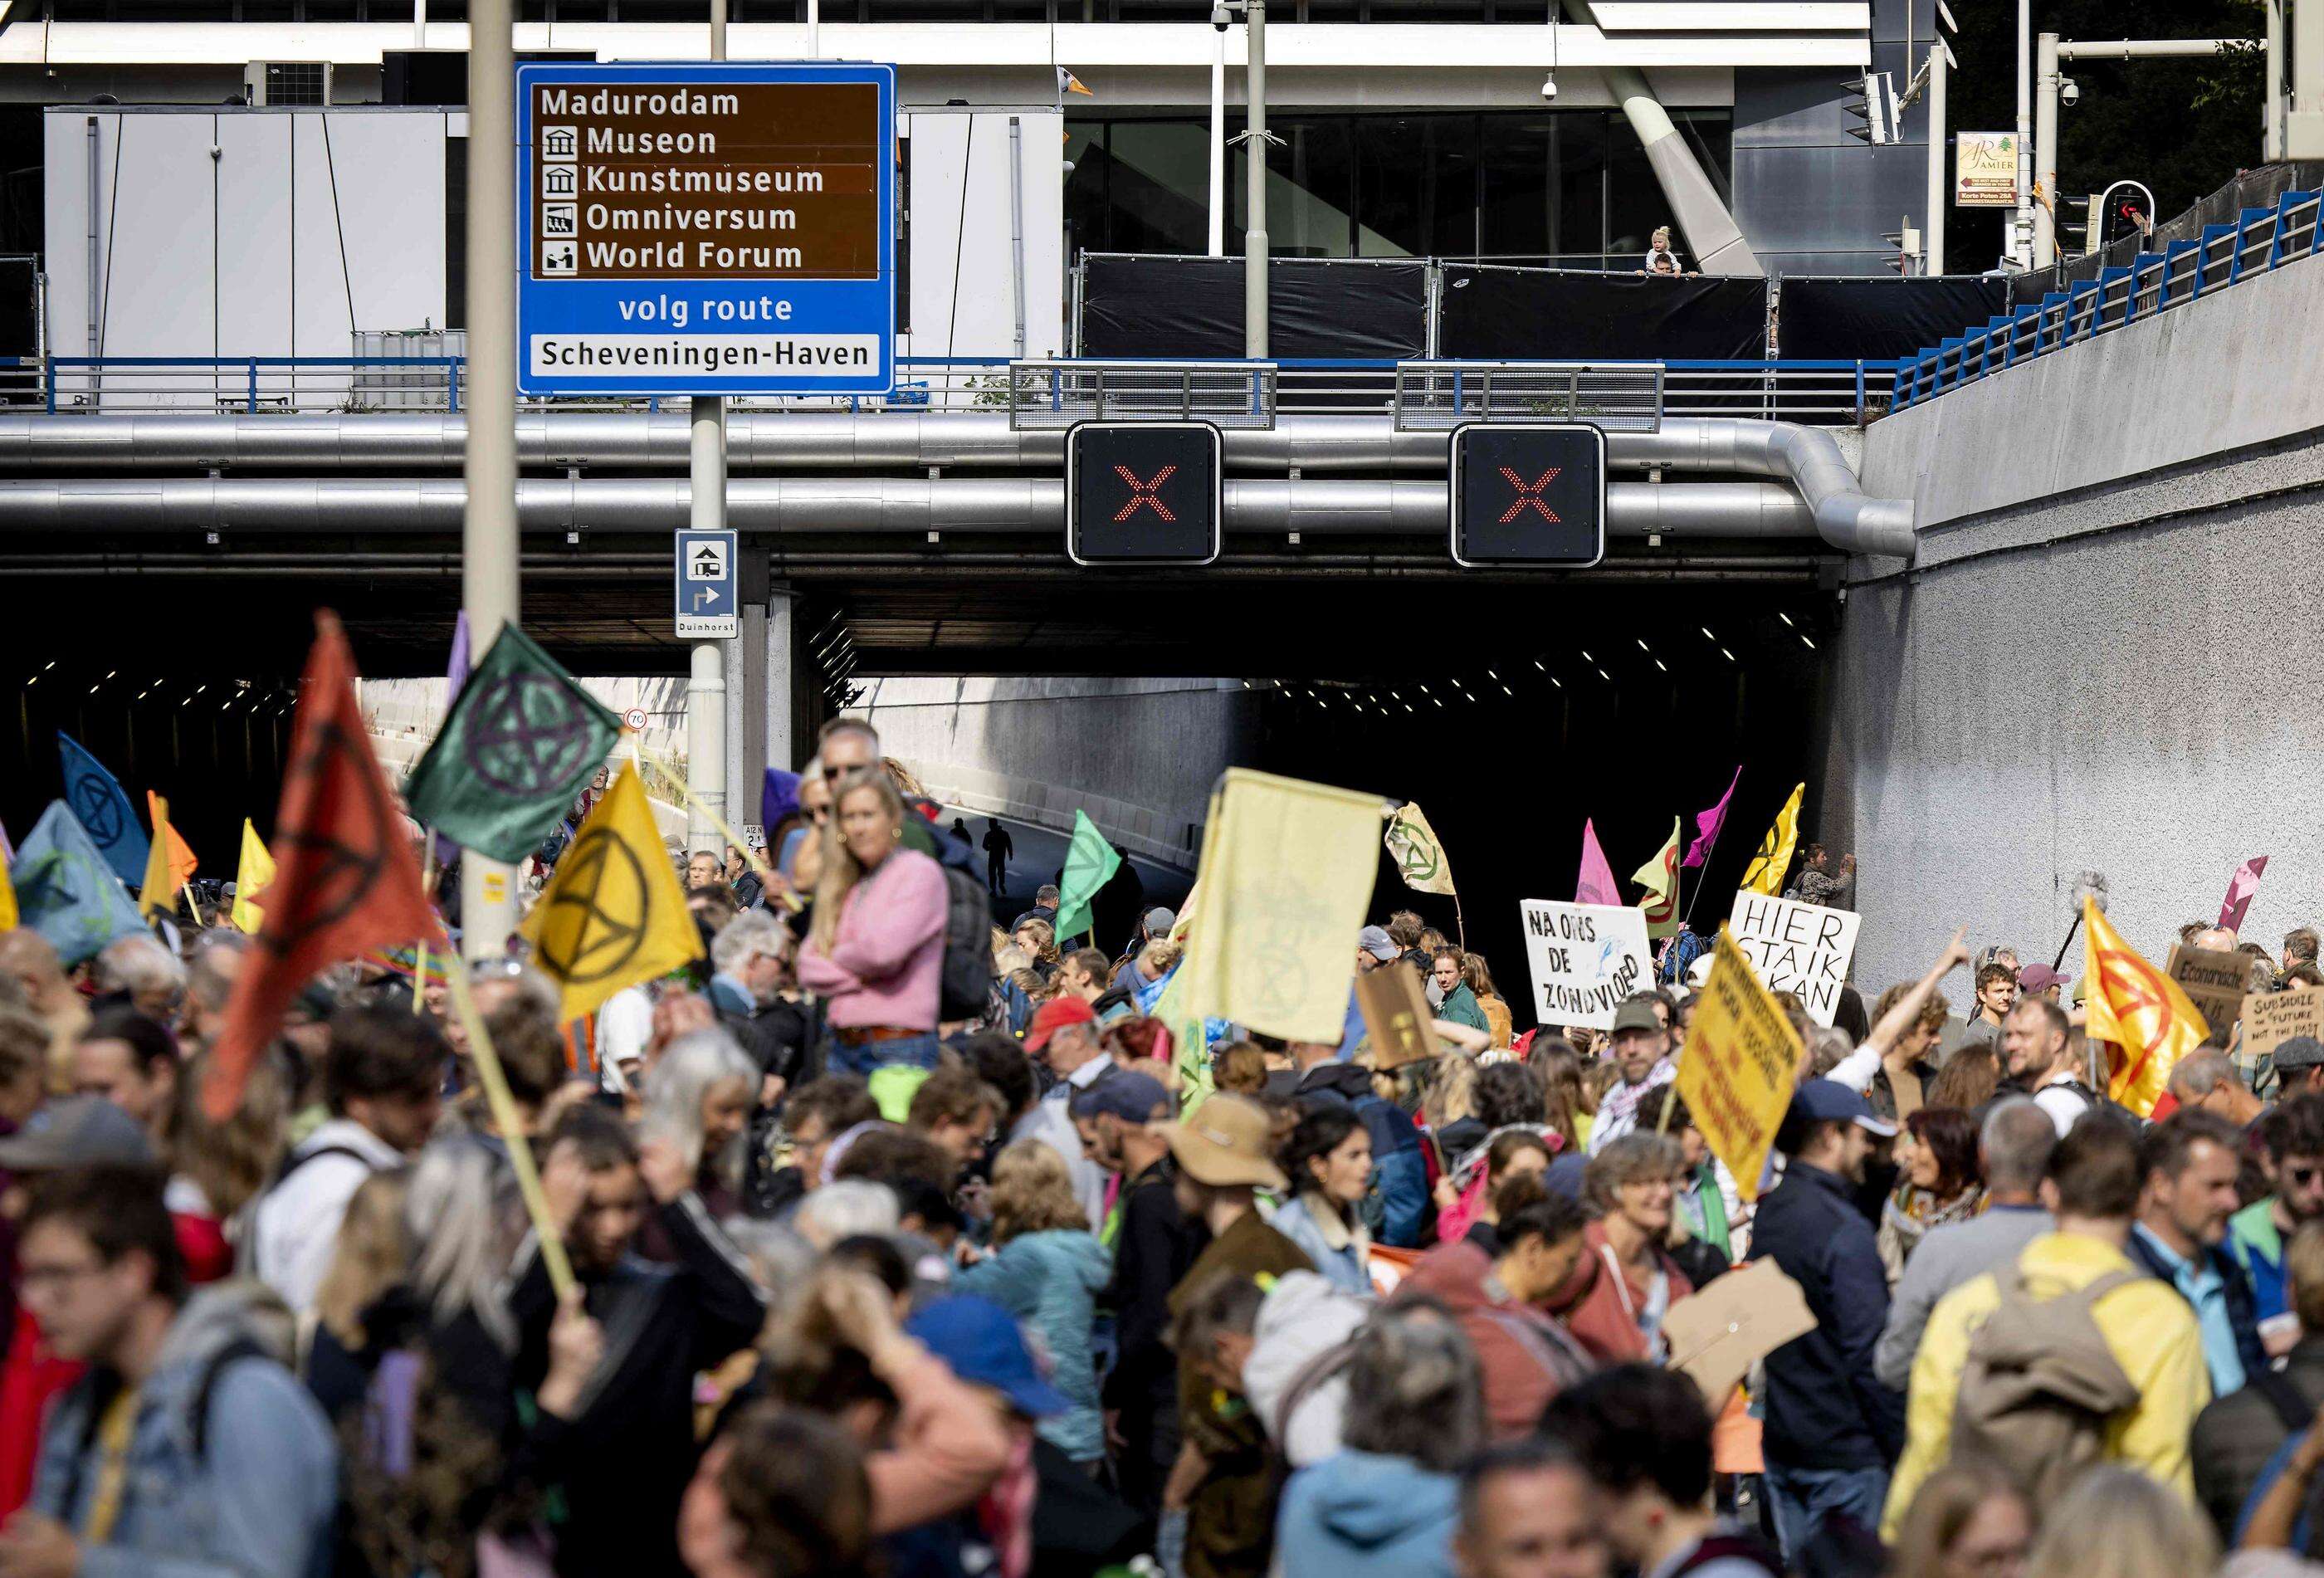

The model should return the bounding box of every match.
[517,63,896,398]
[1519,900,1653,1031]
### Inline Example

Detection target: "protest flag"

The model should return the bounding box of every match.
[10,802,148,965]
[232,819,275,935]
[1683,765,1741,870]
[1633,818,1682,939]
[56,731,151,888]
[204,613,437,1120]
[2083,897,2209,1119]
[0,831,13,931]
[2218,855,2269,935]
[403,623,620,865]
[1384,802,1457,897]
[1575,818,1622,907]
[520,762,704,1024]
[138,792,198,918]
[1179,768,1387,1044]
[1738,783,1804,896]
[1054,810,1123,946]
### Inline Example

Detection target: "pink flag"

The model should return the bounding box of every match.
[1577,818,1622,906]
[2218,855,2270,934]
[1682,765,1742,869]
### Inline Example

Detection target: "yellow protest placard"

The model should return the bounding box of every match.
[1674,924,1804,1204]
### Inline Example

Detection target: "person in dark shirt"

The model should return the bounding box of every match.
[512,1107,769,1578]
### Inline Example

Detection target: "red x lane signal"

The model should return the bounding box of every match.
[1113,464,1179,522]
[1496,467,1563,525]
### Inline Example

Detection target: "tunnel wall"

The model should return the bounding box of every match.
[1824,252,2324,991]
[853,677,1256,868]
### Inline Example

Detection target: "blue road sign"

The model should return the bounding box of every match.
[676,529,739,638]
[516,61,896,398]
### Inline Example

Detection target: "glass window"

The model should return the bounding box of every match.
[1101,120,1213,256]
[1230,115,1353,257]
[1354,115,1477,257]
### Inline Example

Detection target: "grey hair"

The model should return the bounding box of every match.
[724,1219,820,1322]
[1980,1096,2059,1195]
[642,1028,758,1186]
[791,1180,900,1250]
[1340,1300,1486,1473]
[1583,1131,1686,1216]
[93,934,186,1002]
[710,910,789,976]
[404,1138,520,1351]
[1807,1026,1855,1077]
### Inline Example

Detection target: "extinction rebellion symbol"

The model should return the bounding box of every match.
[463,674,600,799]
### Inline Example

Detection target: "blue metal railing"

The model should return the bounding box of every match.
[1892,191,2324,413]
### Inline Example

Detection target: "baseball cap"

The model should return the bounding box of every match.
[0,1097,157,1171]
[1162,1094,1289,1192]
[1609,999,1663,1036]
[2274,1036,2324,1072]
[1024,995,1097,1053]
[906,1295,1071,1419]
[1686,955,1714,989]
[2016,963,2068,994]
[1789,1077,1899,1138]
[1357,926,1399,964]
[1071,1070,1172,1124]
[1144,907,1178,936]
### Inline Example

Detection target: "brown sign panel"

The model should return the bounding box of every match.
[1356,961,1439,1069]
[2166,944,2252,1036]
[530,81,882,281]
[2244,989,2324,1061]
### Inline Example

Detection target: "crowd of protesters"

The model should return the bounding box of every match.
[10,716,2324,1578]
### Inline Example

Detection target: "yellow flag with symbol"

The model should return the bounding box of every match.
[1384,801,1457,897]
[1179,768,1388,1044]
[521,762,704,1023]
[2083,897,2209,1118]
[1632,817,1682,939]
[232,819,275,936]
[1738,782,1804,896]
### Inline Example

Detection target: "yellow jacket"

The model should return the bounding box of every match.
[1880,1230,2209,1540]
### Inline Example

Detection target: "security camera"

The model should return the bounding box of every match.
[2060,77,2079,106]
[1211,3,1231,29]
[1540,72,1558,100]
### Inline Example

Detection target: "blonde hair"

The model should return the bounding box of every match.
[168,1048,289,1221]
[810,769,908,953]
[989,1139,1089,1241]
[1013,916,1057,965]
[2021,1467,2212,1578]
[315,1168,413,1351]
[1423,1056,1478,1131]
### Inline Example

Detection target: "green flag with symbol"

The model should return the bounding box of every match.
[403,624,622,864]
[1053,809,1123,947]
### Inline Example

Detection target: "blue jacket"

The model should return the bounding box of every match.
[954,1228,1112,1461]
[2124,1223,2266,1397]
[1276,1450,1459,1578]
[1294,1062,1433,1250]
[1747,1160,1907,1469]
[32,1286,338,1578]
[1270,1194,1373,1297]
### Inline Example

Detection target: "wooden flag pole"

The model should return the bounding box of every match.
[442,950,578,1301]
[412,829,440,1013]
[636,742,802,915]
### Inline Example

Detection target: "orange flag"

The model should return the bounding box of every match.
[203,612,434,1118]
[145,792,198,889]
[2082,896,2209,1119]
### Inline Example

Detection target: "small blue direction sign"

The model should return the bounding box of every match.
[676,529,738,638]
[516,61,896,398]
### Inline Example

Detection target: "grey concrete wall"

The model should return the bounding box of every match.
[853,676,1253,868]
[1827,249,2324,992]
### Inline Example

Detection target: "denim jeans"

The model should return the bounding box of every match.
[827,1031,945,1079]
[1763,1461,1890,1566]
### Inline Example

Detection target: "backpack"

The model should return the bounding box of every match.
[1949,1263,2146,1507]
[936,864,996,1023]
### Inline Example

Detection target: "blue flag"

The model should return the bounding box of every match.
[12,800,149,965]
[56,732,150,887]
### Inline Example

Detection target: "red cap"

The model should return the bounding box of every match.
[1025,995,1097,1053]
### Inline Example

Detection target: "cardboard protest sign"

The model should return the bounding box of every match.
[1674,925,1803,1204]
[1520,900,1653,1030]
[2165,945,2248,1036]
[1356,960,1439,1068]
[2243,989,2324,1061]
[1726,892,1862,1026]
[1664,1257,1817,1408]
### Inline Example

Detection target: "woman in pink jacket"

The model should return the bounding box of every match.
[797,768,950,1077]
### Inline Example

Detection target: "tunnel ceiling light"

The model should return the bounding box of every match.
[1636,638,1651,653]
[1500,683,1514,696]
[1777,612,1795,628]
[1486,669,1499,681]
[1550,677,1564,690]
[1531,659,1545,672]
[1596,668,1611,682]
[85,683,100,696]
[1721,647,1736,663]
[1579,649,1593,662]
[1654,659,1668,673]
[1799,634,1817,650]
[1701,627,1716,641]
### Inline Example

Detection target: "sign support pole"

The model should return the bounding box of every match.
[687,0,730,858]
[461,0,520,960]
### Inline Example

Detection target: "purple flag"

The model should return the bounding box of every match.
[432,612,475,867]
[1576,818,1622,907]
[1682,765,1742,869]
[761,768,802,834]
[2219,854,2270,934]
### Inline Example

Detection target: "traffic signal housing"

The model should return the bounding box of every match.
[1065,421,1224,566]
[1448,423,1608,568]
